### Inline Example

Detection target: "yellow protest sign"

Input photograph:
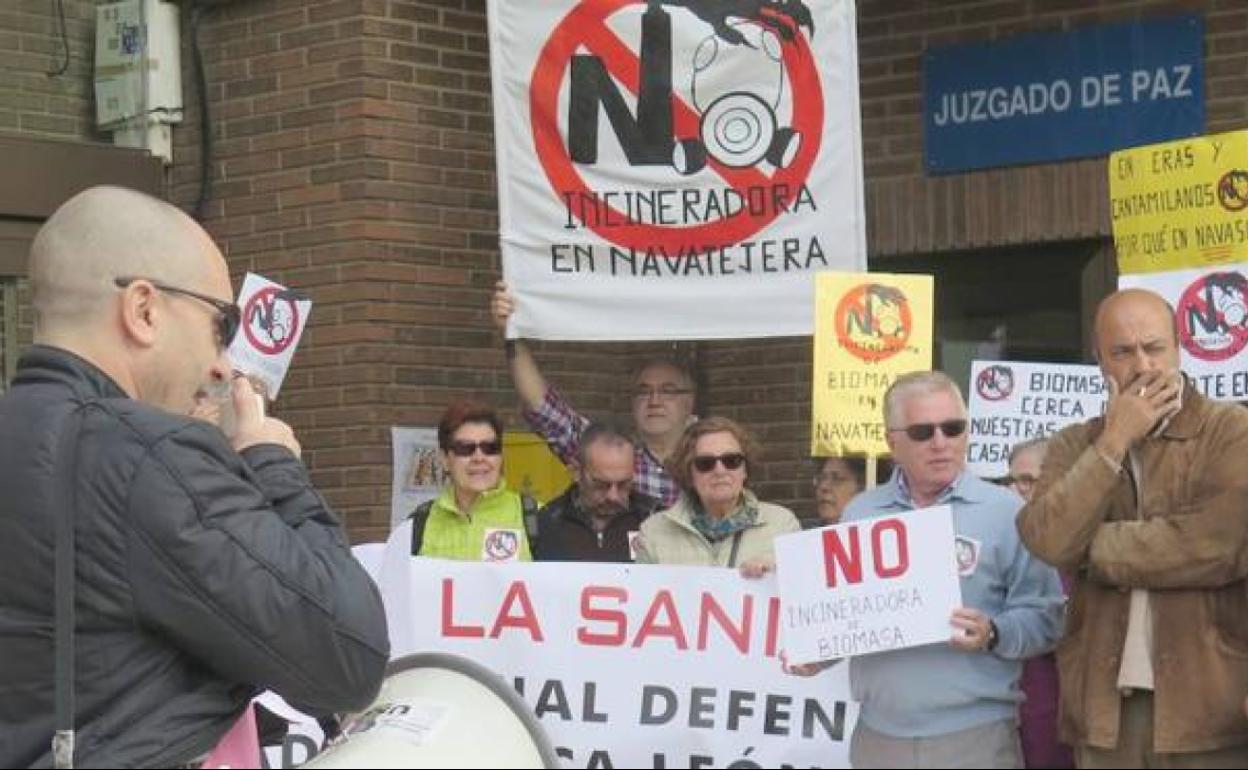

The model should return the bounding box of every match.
[811,272,934,457]
[503,431,572,504]
[1110,129,1248,275]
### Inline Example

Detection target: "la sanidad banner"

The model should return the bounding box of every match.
[379,526,857,768]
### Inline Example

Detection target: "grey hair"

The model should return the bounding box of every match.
[883,370,967,428]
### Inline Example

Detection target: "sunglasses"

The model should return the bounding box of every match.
[888,419,968,442]
[114,276,242,349]
[446,439,503,458]
[691,452,746,473]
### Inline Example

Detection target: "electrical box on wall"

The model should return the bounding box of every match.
[94,0,183,163]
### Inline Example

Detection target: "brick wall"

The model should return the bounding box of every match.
[170,0,659,541]
[0,0,102,140]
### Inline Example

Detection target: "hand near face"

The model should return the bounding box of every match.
[1098,370,1183,459]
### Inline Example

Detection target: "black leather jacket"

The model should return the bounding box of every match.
[0,347,389,768]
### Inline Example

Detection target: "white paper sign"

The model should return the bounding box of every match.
[378,551,857,768]
[390,427,445,532]
[965,360,1108,478]
[227,273,312,398]
[1119,263,1248,400]
[490,0,866,340]
[774,506,961,665]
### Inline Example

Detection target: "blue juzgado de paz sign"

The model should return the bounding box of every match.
[923,14,1204,174]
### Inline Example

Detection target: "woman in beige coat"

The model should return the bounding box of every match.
[634,416,800,568]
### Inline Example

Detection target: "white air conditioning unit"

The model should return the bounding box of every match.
[94,0,183,163]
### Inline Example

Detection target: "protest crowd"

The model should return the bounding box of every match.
[4,2,1248,769]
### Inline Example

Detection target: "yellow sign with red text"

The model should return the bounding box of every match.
[1111,129,1248,275]
[811,272,934,457]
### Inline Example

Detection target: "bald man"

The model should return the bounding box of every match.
[0,187,388,767]
[1019,288,1248,767]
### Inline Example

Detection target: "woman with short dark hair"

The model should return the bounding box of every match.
[410,399,532,562]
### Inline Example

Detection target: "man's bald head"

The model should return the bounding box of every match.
[29,186,221,338]
[1093,288,1179,354]
[1093,288,1182,393]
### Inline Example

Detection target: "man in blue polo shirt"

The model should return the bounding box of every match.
[840,370,1063,769]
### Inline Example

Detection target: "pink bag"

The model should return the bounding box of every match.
[202,703,261,769]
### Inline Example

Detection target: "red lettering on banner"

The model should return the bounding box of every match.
[765,596,781,658]
[822,526,863,587]
[577,585,628,646]
[440,578,485,638]
[490,581,545,641]
[696,593,752,653]
[632,589,689,650]
[871,518,910,578]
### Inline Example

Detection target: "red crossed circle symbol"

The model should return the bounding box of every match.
[243,286,300,356]
[529,0,824,253]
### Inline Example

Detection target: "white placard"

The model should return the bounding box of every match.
[965,360,1108,478]
[379,551,857,768]
[227,273,312,399]
[774,506,961,665]
[1120,263,1248,400]
[490,0,866,340]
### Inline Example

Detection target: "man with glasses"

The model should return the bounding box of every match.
[1019,288,1248,767]
[532,421,659,562]
[832,370,1063,769]
[491,281,695,507]
[0,186,388,767]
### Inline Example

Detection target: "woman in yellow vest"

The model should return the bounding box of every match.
[410,399,533,562]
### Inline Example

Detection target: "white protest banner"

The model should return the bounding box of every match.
[489,0,866,340]
[774,506,960,665]
[966,361,1108,479]
[1119,263,1248,400]
[226,273,311,398]
[379,549,856,768]
[391,427,445,532]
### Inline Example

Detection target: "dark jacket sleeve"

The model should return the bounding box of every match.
[124,426,389,715]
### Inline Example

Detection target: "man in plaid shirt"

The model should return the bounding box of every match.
[492,282,694,508]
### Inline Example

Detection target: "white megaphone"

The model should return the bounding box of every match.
[304,653,559,769]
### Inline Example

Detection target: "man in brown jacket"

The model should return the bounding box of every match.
[1018,288,1248,767]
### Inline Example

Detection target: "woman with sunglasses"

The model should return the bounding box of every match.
[409,399,533,562]
[634,417,800,567]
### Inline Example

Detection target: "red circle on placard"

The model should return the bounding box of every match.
[528,0,823,253]
[834,284,913,363]
[976,365,1015,402]
[242,286,300,356]
[1175,272,1248,362]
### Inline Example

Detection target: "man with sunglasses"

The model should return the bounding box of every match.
[1019,288,1248,767]
[491,282,695,508]
[0,187,388,768]
[833,371,1063,769]
[532,421,660,562]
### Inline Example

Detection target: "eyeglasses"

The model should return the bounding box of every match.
[633,385,693,401]
[692,452,746,473]
[114,276,241,349]
[446,439,503,458]
[888,419,968,442]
